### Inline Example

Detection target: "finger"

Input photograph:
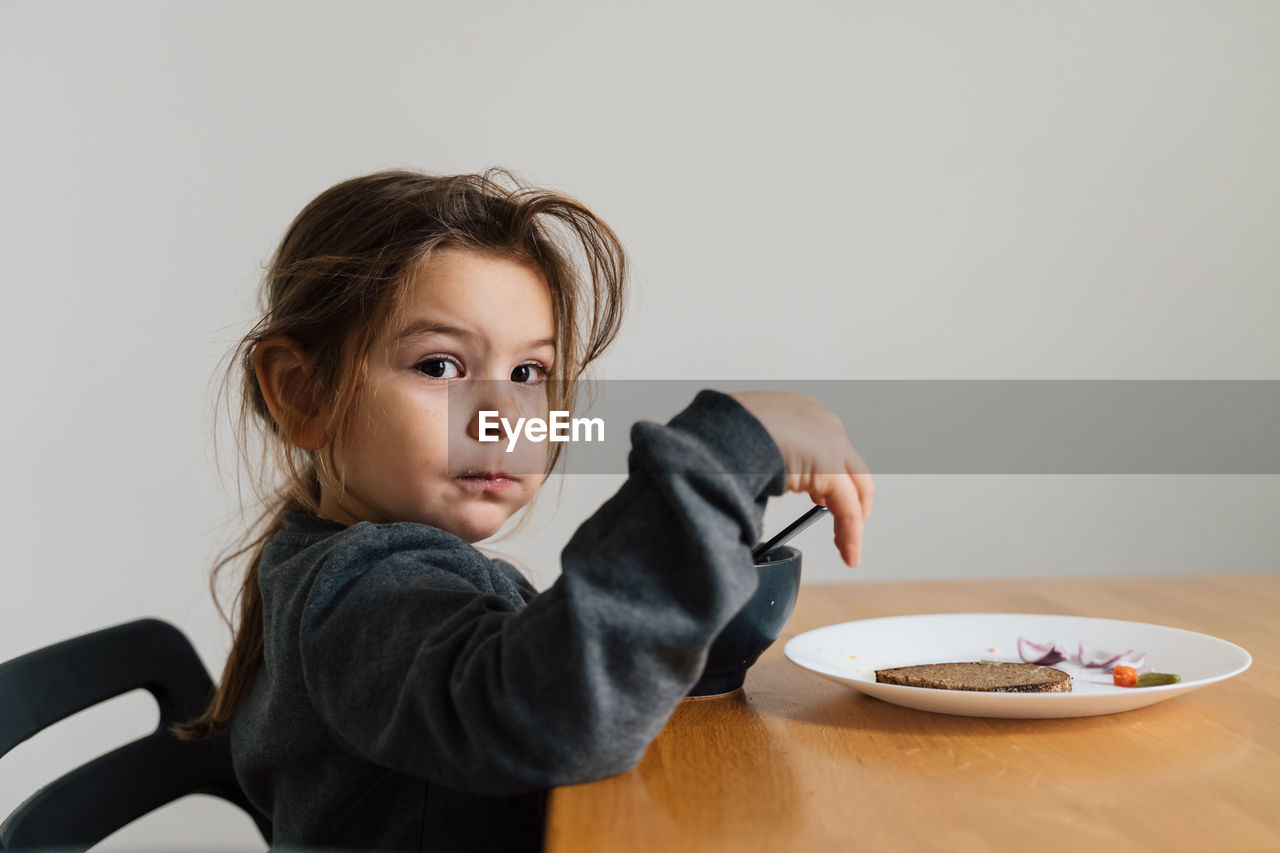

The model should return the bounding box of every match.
[790,473,828,508]
[815,474,863,567]
[845,444,871,477]
[845,459,875,522]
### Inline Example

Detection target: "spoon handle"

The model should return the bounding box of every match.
[751,504,830,562]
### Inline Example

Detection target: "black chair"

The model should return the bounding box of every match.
[0,618,272,850]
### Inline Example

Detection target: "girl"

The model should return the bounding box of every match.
[177,167,873,852]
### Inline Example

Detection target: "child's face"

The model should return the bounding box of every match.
[317,248,555,542]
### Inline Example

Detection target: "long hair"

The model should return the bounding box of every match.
[174,167,627,738]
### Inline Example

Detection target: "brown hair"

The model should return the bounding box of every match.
[174,167,627,739]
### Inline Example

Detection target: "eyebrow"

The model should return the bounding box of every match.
[394,319,555,351]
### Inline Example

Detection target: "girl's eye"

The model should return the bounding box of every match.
[415,356,462,380]
[511,362,550,385]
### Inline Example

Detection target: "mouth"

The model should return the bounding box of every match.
[455,470,521,493]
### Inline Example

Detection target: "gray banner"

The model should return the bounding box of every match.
[444,380,1280,475]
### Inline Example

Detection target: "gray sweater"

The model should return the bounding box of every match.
[230,389,787,851]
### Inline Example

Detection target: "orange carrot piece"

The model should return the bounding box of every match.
[1113,665,1138,687]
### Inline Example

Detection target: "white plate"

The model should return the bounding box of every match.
[783,613,1252,719]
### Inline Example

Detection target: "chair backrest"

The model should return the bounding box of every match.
[0,618,272,850]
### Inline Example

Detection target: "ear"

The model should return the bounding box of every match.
[253,336,329,450]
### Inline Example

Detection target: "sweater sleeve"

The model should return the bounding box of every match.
[297,389,787,795]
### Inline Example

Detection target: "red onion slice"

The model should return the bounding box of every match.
[1079,642,1122,668]
[1017,636,1067,666]
[1114,649,1148,672]
[1078,643,1149,672]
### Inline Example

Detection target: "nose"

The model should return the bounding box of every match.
[464,410,513,445]
[459,380,510,444]
[458,379,551,444]
[449,380,552,477]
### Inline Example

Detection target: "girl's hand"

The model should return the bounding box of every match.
[730,392,874,567]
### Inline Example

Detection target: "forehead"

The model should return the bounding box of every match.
[389,248,555,343]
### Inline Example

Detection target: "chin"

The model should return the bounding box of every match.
[448,510,511,544]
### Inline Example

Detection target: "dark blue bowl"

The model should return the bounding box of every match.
[688,545,802,697]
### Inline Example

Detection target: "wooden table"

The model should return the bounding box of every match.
[545,574,1279,852]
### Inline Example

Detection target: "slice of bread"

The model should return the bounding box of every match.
[874,661,1072,693]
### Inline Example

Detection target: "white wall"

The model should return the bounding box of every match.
[1,1,1277,848]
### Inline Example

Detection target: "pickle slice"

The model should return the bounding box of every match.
[1135,671,1181,687]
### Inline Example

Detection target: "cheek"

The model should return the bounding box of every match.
[404,405,451,458]
[520,472,547,498]
[358,391,450,463]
